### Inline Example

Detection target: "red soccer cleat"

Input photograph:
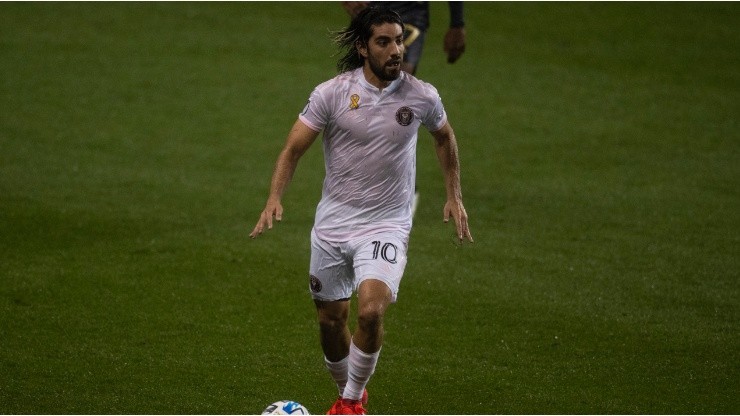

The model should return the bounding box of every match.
[326,397,343,415]
[326,389,368,415]
[338,398,367,415]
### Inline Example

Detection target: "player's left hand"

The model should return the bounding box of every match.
[444,199,473,243]
[443,27,466,64]
[250,197,283,239]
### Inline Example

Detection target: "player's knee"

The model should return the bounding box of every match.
[357,303,385,333]
[317,307,348,333]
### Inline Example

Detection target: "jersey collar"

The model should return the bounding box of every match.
[357,68,404,96]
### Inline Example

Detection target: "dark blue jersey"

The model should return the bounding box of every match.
[372,1,464,32]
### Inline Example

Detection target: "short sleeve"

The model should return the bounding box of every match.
[298,88,328,132]
[421,86,448,132]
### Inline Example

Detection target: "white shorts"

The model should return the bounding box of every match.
[309,229,409,303]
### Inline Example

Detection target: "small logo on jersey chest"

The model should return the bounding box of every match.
[349,94,360,109]
[395,106,414,126]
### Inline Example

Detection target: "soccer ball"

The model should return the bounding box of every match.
[262,400,310,415]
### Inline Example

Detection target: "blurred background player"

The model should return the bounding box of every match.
[342,1,466,75]
[342,1,467,215]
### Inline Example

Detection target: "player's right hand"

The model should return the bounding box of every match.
[444,27,466,64]
[250,199,283,239]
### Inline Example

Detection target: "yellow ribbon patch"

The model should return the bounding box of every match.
[349,94,360,109]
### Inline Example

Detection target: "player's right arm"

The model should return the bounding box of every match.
[250,119,320,239]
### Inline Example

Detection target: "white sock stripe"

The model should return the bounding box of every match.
[324,355,349,366]
[324,355,349,396]
[343,340,381,401]
[349,340,381,359]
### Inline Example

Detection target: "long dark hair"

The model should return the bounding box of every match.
[334,6,404,73]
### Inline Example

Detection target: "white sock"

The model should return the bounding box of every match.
[343,340,380,401]
[324,356,348,396]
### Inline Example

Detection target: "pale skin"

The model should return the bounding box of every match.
[250,22,472,357]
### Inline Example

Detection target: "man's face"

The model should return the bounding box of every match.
[361,22,404,82]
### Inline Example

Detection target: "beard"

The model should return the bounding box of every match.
[367,54,402,82]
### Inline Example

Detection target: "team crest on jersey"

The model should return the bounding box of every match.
[349,94,360,109]
[395,106,414,126]
[310,275,322,293]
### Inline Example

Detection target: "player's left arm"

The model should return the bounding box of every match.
[444,2,466,64]
[431,122,473,243]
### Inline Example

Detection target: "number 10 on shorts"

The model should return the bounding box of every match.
[371,241,398,264]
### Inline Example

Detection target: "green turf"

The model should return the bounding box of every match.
[1,2,738,414]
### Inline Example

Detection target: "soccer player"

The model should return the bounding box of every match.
[342,1,467,216]
[250,7,473,415]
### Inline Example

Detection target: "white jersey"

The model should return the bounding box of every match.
[299,67,447,242]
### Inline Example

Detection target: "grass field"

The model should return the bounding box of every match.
[1,2,738,414]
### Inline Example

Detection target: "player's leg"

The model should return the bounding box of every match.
[315,299,351,361]
[315,299,351,399]
[309,230,355,401]
[402,26,426,75]
[401,23,426,75]
[348,280,392,400]
[353,279,392,354]
[315,299,356,415]
[340,279,391,414]
[316,296,372,415]
[341,233,408,408]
